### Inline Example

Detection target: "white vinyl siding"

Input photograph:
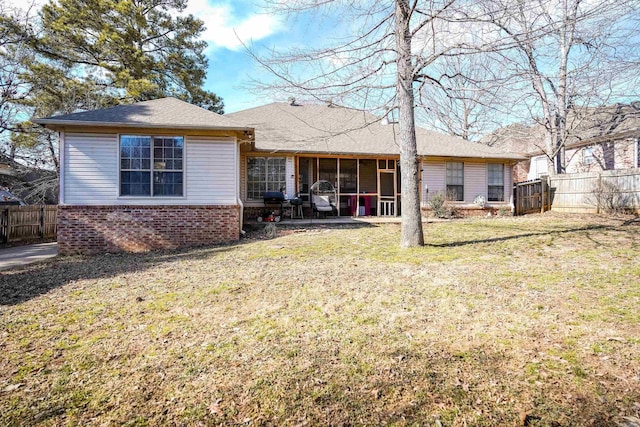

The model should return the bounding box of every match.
[422,160,446,205]
[63,132,237,205]
[186,138,237,205]
[528,155,548,180]
[64,133,119,204]
[285,156,295,197]
[504,164,513,204]
[464,162,487,203]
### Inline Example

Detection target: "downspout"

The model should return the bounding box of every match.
[59,131,65,205]
[235,139,244,236]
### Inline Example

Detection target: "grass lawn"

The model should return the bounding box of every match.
[1,214,639,426]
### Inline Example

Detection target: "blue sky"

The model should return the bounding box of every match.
[182,0,292,113]
[159,0,345,113]
[9,0,332,113]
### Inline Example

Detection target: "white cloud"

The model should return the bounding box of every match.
[3,0,283,51]
[184,0,284,51]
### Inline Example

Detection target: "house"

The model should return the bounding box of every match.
[35,97,525,255]
[483,103,640,181]
[34,97,255,254]
[227,101,525,220]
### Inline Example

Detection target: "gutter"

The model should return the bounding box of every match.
[32,118,254,133]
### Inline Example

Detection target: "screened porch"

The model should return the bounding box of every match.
[296,156,401,217]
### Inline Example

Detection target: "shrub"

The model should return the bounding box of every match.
[587,179,633,214]
[429,191,457,219]
[498,205,512,216]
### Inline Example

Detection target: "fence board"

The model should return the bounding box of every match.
[0,205,57,243]
[514,179,549,215]
[549,169,640,214]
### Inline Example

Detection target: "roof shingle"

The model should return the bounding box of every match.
[228,102,525,160]
[33,97,252,131]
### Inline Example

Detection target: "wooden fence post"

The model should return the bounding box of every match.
[39,205,44,239]
[540,179,545,213]
[1,208,6,244]
[5,207,10,243]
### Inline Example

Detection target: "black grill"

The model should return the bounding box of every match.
[263,191,285,203]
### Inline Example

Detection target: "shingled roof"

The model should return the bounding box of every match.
[227,102,526,160]
[33,97,253,132]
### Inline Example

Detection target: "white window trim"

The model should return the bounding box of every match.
[445,161,464,202]
[487,163,505,202]
[117,133,187,199]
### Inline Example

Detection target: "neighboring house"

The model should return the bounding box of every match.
[483,103,640,181]
[34,97,255,255]
[227,101,525,219]
[36,97,524,254]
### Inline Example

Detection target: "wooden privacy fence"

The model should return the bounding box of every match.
[514,168,640,215]
[549,169,640,214]
[513,179,550,215]
[0,205,57,243]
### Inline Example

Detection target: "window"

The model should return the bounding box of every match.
[446,161,464,201]
[247,157,286,200]
[488,163,504,202]
[583,146,595,165]
[120,135,184,197]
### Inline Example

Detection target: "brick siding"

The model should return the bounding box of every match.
[58,205,240,255]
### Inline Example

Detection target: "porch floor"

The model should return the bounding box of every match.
[246,215,444,226]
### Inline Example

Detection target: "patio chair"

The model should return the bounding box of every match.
[310,180,338,218]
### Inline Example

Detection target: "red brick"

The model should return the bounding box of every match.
[58,205,240,255]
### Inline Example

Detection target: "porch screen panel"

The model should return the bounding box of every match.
[359,159,377,193]
[319,158,337,187]
[339,159,357,193]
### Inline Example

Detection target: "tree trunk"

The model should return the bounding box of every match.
[396,0,424,248]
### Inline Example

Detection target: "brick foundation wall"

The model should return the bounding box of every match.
[58,205,240,255]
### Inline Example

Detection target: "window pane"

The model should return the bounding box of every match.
[488,164,504,185]
[121,172,151,196]
[446,162,464,185]
[153,171,183,196]
[446,162,464,200]
[120,135,151,171]
[488,186,504,202]
[246,157,286,200]
[447,185,464,201]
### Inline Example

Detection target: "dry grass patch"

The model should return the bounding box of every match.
[1,213,639,426]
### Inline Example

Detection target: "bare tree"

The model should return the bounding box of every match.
[251,0,477,247]
[475,0,640,174]
[416,53,516,141]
